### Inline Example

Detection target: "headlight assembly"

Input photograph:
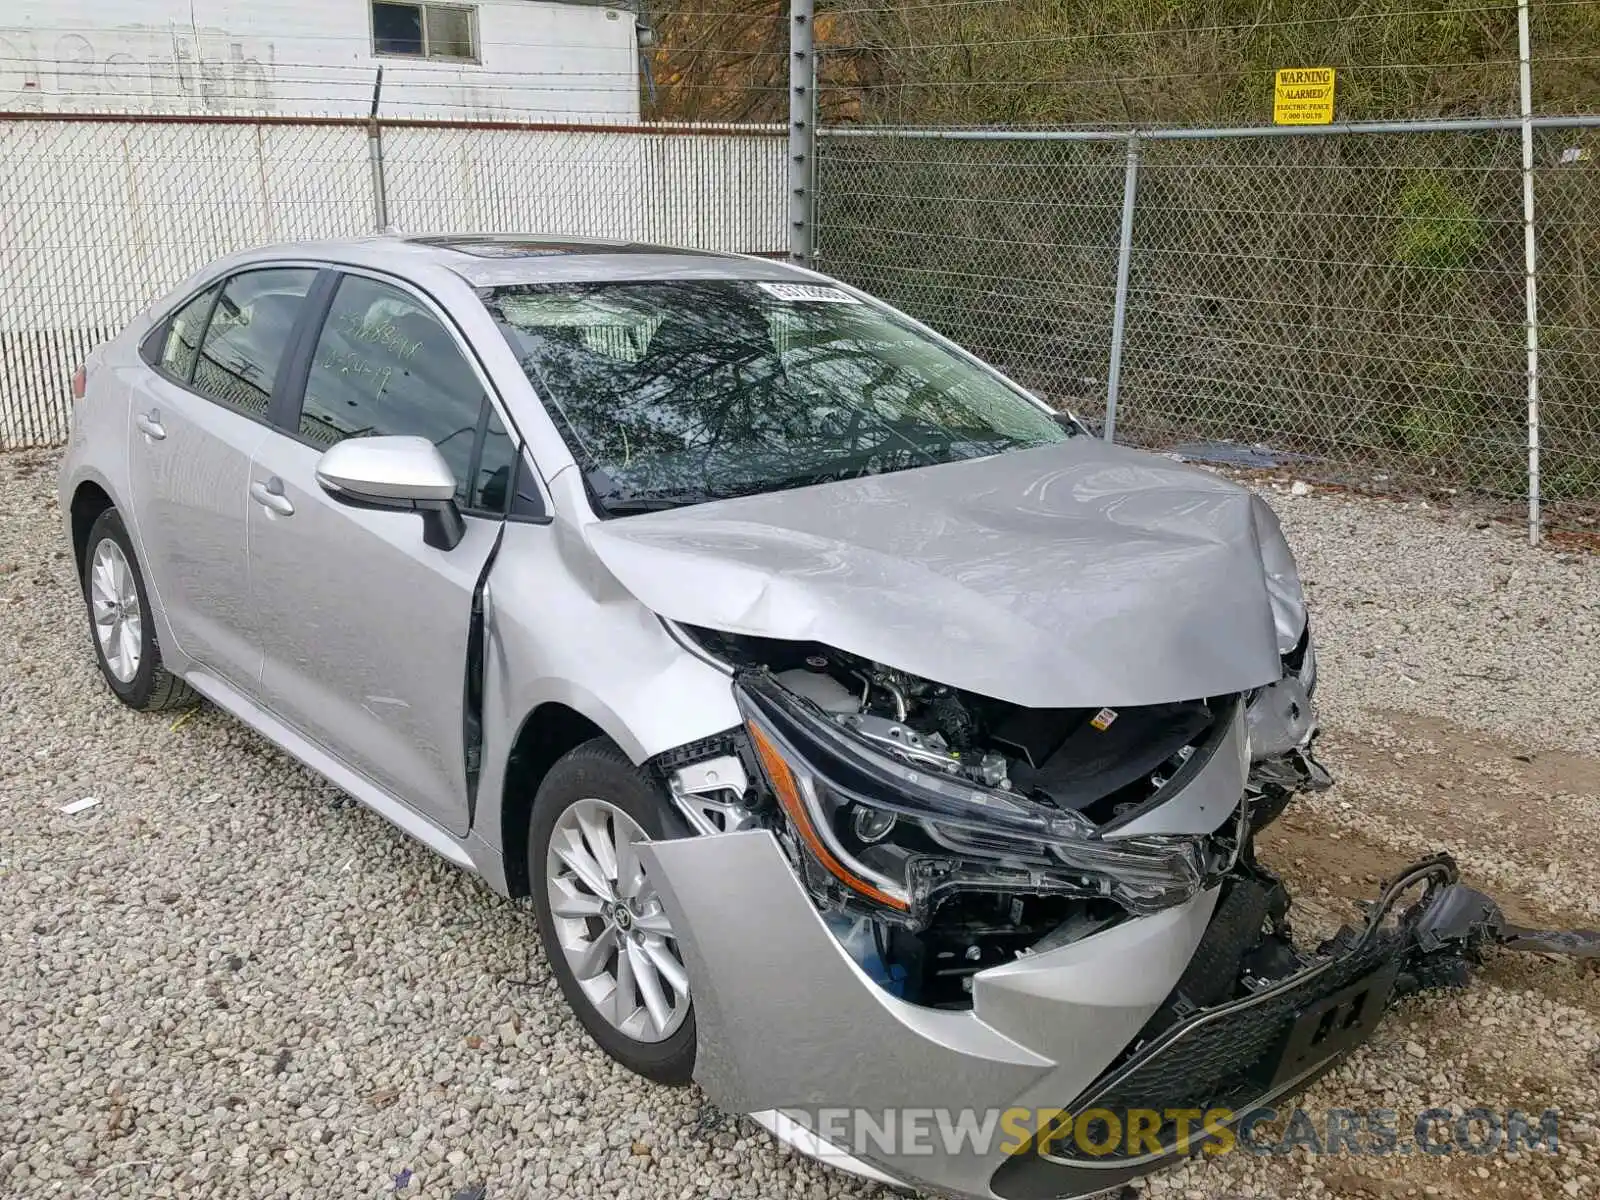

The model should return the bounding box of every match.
[737,674,1224,928]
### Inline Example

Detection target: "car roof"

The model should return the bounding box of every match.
[216,233,816,288]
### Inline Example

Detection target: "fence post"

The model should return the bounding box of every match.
[368,66,389,233]
[1517,0,1542,545]
[808,48,820,263]
[788,0,816,266]
[1104,132,1141,443]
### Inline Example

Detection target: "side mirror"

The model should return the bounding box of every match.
[315,435,466,551]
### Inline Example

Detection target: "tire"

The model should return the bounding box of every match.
[79,508,197,713]
[528,737,696,1084]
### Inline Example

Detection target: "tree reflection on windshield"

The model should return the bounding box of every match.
[484,279,1074,514]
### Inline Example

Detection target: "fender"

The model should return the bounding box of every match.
[462,504,746,896]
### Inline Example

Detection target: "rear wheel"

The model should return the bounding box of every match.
[80,508,196,712]
[528,737,696,1084]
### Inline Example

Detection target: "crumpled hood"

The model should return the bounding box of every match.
[583,439,1293,708]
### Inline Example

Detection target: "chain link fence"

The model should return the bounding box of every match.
[812,0,1600,535]
[0,112,786,449]
[380,122,784,247]
[1536,128,1600,516]
[816,134,1127,413]
[0,117,370,446]
[6,1,1598,534]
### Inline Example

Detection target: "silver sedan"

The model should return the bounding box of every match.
[59,234,1496,1198]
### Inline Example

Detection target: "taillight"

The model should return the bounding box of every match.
[71,365,86,400]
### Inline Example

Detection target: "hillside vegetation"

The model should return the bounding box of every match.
[644,0,1600,126]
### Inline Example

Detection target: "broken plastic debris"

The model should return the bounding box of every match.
[60,797,101,815]
[392,1166,413,1192]
[1290,480,1313,497]
[1394,863,1600,975]
[1559,146,1589,165]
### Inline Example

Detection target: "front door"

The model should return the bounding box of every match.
[125,267,318,689]
[246,270,517,836]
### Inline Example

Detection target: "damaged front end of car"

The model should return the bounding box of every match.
[635,630,1597,1200]
[663,625,1327,1010]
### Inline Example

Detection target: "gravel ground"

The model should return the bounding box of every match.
[2,448,1597,1200]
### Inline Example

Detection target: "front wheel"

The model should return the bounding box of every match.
[527,738,696,1084]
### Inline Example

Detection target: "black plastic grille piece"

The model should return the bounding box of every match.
[1088,936,1398,1125]
[990,895,1406,1200]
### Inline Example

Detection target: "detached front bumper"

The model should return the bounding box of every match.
[989,871,1406,1199]
[638,834,1539,1200]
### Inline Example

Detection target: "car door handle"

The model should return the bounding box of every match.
[135,410,166,441]
[249,477,295,517]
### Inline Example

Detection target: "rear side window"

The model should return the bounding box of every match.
[299,274,488,503]
[153,285,219,382]
[191,268,317,419]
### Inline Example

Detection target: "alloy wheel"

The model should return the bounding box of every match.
[89,538,143,684]
[545,797,690,1043]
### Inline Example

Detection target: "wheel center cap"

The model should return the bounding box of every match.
[613,905,633,931]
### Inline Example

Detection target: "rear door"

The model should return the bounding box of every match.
[245,268,520,836]
[125,266,318,689]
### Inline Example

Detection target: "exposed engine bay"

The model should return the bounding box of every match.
[684,626,1324,818]
[658,623,1332,1009]
[749,636,1218,819]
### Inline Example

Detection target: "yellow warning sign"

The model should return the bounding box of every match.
[1273,67,1336,125]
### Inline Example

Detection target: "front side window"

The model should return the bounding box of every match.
[473,407,517,513]
[191,269,317,419]
[483,279,1073,513]
[506,452,548,520]
[373,2,477,61]
[300,274,489,504]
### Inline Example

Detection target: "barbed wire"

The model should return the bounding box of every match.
[820,58,1529,91]
[817,3,1526,53]
[7,75,787,93]
[819,0,1598,25]
[0,16,786,42]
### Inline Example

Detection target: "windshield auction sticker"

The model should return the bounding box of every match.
[757,282,861,303]
[1274,67,1336,125]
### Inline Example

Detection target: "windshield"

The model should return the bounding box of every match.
[483,278,1076,514]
